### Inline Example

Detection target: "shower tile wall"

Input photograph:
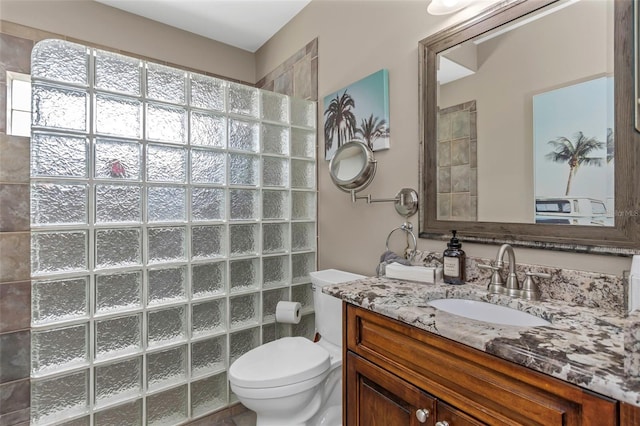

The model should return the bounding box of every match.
[256,38,318,102]
[28,39,317,425]
[0,29,35,426]
[437,100,477,221]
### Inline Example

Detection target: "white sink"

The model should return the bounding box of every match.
[428,299,551,327]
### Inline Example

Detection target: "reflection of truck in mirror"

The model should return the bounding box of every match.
[535,197,613,226]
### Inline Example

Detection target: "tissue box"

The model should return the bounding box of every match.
[385,262,443,284]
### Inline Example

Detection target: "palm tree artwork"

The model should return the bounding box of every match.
[356,114,388,150]
[545,131,605,196]
[322,69,391,160]
[323,90,357,155]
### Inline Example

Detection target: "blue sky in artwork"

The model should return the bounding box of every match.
[323,69,389,125]
[533,76,614,202]
[323,69,391,159]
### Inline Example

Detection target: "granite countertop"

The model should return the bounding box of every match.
[324,276,640,407]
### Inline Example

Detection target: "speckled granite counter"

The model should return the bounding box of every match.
[324,276,640,407]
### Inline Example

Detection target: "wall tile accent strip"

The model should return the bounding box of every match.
[0,379,30,424]
[29,39,317,425]
[0,281,30,332]
[0,29,33,426]
[256,38,318,101]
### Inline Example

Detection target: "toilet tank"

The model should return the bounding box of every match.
[310,269,365,347]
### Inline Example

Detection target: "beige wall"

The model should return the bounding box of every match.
[0,0,631,276]
[0,0,255,83]
[440,0,612,223]
[256,0,631,276]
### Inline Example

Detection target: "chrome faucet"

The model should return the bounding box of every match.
[478,244,519,296]
[478,244,549,300]
[496,244,520,297]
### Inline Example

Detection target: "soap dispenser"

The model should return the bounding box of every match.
[443,230,466,285]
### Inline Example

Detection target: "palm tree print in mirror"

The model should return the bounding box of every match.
[323,69,390,160]
[533,76,614,226]
[545,131,605,196]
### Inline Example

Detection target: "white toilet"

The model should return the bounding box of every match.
[228,269,365,426]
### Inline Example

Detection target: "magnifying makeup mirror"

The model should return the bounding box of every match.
[328,140,419,217]
[329,140,377,192]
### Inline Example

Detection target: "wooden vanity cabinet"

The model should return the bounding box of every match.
[343,303,639,426]
[346,352,436,425]
[436,401,486,426]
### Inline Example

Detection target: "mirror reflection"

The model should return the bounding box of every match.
[436,0,614,226]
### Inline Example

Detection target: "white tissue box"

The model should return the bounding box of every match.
[385,262,443,284]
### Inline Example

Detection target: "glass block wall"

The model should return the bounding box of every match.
[29,39,317,425]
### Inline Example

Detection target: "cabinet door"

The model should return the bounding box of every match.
[436,401,486,426]
[346,352,436,426]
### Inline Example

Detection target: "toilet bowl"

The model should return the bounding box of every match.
[228,269,365,426]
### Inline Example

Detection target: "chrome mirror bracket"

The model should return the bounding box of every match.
[330,140,419,217]
[350,187,419,217]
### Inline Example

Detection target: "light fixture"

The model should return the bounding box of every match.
[427,0,473,15]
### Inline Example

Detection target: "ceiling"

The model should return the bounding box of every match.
[95,0,312,52]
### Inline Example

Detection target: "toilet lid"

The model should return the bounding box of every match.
[229,336,330,388]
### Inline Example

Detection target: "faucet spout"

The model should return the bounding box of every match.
[496,244,515,271]
[496,244,520,297]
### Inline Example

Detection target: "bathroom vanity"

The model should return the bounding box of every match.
[322,0,640,421]
[326,277,640,425]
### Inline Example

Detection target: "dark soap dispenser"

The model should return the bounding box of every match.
[443,230,466,285]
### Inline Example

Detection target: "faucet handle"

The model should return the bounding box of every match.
[526,271,551,279]
[478,263,500,271]
[478,263,502,273]
[520,271,550,301]
[478,263,505,294]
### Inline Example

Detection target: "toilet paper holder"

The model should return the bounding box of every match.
[275,301,302,324]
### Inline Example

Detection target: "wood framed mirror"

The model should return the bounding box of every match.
[419,0,640,254]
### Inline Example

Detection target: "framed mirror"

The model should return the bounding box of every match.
[419,0,640,253]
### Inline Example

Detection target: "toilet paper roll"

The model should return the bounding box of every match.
[275,301,302,324]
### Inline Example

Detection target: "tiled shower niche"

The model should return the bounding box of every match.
[29,39,317,425]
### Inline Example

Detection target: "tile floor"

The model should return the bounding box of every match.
[188,404,256,426]
[226,411,257,426]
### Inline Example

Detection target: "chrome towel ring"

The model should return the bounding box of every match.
[385,222,417,259]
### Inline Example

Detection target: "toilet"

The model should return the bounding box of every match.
[228,269,365,426]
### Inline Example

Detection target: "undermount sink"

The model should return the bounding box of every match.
[428,299,551,327]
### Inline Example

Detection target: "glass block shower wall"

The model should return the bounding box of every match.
[29,39,317,425]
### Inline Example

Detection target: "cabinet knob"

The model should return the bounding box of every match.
[415,408,430,423]
[435,422,450,426]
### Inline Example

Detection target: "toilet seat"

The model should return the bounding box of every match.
[229,336,330,389]
[231,368,330,400]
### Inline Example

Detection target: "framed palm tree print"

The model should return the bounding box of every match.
[533,76,614,226]
[323,69,390,160]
